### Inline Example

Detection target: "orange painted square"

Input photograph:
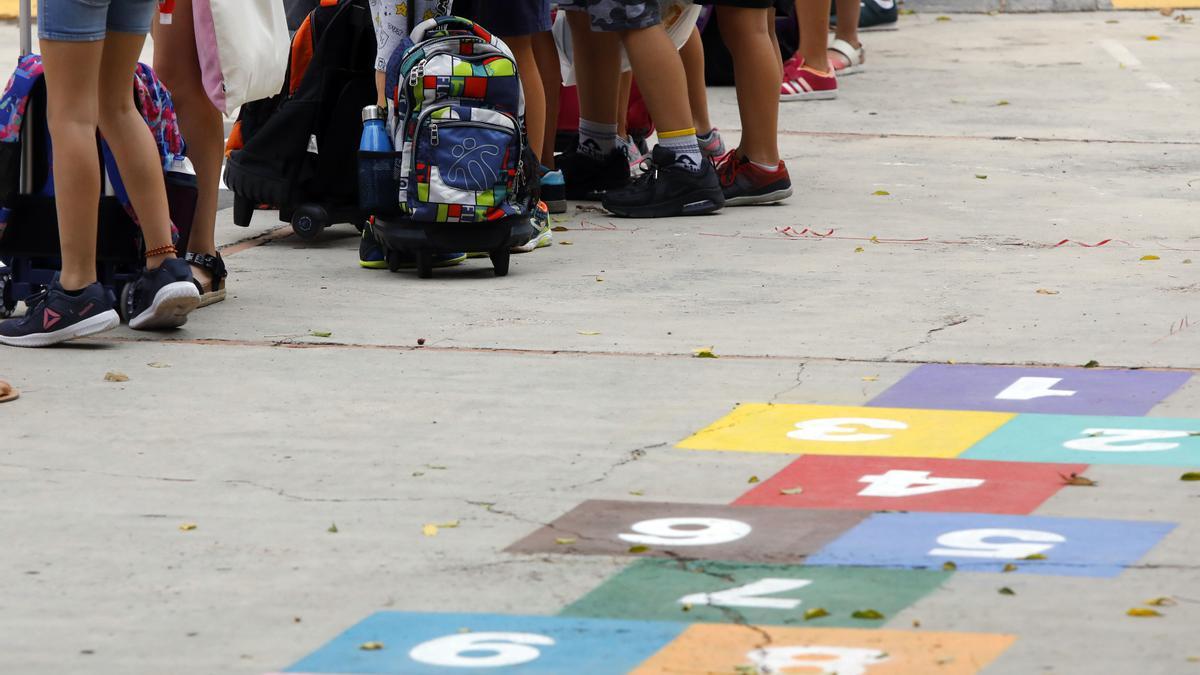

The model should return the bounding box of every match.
[631,624,1014,675]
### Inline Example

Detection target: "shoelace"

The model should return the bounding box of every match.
[717,153,742,188]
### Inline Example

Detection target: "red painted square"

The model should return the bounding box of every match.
[734,455,1087,515]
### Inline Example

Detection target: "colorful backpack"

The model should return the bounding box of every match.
[387,17,534,224]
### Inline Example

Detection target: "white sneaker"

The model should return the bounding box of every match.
[512,201,553,253]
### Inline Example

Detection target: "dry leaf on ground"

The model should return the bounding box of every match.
[309,330,332,337]
[555,538,577,545]
[628,545,649,553]
[748,476,760,484]
[147,362,171,368]
[1127,608,1163,617]
[359,642,385,650]
[179,523,197,531]
[852,609,885,620]
[692,347,718,359]
[327,523,338,533]
[422,524,439,537]
[1145,597,1177,607]
[1036,289,1059,295]
[779,487,804,495]
[1003,563,1018,572]
[1141,255,1161,261]
[104,371,129,382]
[804,607,830,620]
[1023,553,1047,560]
[1180,472,1200,481]
[1060,473,1098,486]
[998,587,1016,596]
[942,561,957,571]
[872,190,890,196]
[577,330,601,336]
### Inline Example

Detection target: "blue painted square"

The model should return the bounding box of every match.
[283,612,684,674]
[805,512,1175,578]
[964,413,1200,467]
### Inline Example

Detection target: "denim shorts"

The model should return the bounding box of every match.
[38,0,158,42]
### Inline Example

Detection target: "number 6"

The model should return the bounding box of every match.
[619,517,752,546]
[929,528,1064,559]
[409,632,554,668]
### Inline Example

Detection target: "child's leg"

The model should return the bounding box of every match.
[680,26,712,137]
[618,26,692,137]
[532,30,561,167]
[830,0,863,67]
[505,35,546,160]
[717,5,780,166]
[795,0,831,72]
[152,0,224,275]
[97,32,175,270]
[566,10,621,130]
[615,70,632,140]
[39,40,104,291]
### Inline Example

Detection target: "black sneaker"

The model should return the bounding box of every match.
[120,258,201,330]
[0,279,119,347]
[601,146,725,218]
[558,145,630,201]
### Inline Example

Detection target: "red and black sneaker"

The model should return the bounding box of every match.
[0,278,119,347]
[715,151,794,207]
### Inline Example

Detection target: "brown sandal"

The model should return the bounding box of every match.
[0,380,18,404]
[185,252,228,308]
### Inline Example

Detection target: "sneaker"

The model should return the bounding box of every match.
[558,146,631,201]
[359,226,387,269]
[120,258,201,330]
[540,169,567,214]
[616,135,647,175]
[715,150,794,206]
[698,129,726,160]
[781,58,838,102]
[601,145,725,219]
[0,279,119,347]
[513,200,553,253]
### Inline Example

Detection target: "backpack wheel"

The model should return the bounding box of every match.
[0,268,14,318]
[291,204,328,239]
[233,194,255,227]
[490,248,510,277]
[416,250,434,279]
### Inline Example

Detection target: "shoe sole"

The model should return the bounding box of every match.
[360,260,389,269]
[197,287,227,308]
[725,186,795,207]
[838,65,865,76]
[128,281,201,331]
[781,90,838,102]
[512,230,553,253]
[0,309,120,347]
[604,190,726,219]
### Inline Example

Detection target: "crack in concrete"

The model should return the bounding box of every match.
[558,442,668,492]
[886,315,971,360]
[768,362,807,404]
[0,462,196,483]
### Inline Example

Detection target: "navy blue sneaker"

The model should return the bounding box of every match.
[360,227,387,269]
[120,258,201,330]
[0,279,120,347]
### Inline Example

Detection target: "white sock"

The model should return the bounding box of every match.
[578,119,617,160]
[751,159,780,172]
[658,128,704,174]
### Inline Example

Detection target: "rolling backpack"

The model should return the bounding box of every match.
[386,17,536,224]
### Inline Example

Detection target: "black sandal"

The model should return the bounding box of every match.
[184,252,228,308]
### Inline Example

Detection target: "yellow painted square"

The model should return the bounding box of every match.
[631,624,1015,675]
[677,403,1014,457]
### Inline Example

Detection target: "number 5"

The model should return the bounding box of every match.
[409,632,554,668]
[929,528,1064,559]
[1064,428,1190,453]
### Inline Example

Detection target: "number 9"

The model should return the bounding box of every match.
[409,632,554,668]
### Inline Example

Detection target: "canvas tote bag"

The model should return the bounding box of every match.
[191,0,290,114]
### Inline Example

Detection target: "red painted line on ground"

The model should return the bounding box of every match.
[218,224,293,256]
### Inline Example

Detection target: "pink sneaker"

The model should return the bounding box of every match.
[780,58,838,102]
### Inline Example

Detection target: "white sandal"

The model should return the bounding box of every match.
[829,38,865,76]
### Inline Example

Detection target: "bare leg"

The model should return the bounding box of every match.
[532,31,561,167]
[98,32,175,271]
[504,35,546,160]
[152,0,224,284]
[618,25,692,133]
[680,26,712,136]
[795,0,831,73]
[831,0,863,66]
[616,70,632,139]
[566,11,621,126]
[40,40,104,290]
[718,6,780,165]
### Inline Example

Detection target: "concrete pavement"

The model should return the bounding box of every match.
[2,10,1200,675]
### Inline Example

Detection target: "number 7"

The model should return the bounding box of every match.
[678,578,813,610]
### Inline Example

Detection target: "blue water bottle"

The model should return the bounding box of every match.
[358,105,396,211]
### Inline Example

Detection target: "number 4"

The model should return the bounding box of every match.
[858,470,984,497]
[678,578,813,610]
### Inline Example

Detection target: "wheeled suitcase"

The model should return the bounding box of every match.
[0,0,197,317]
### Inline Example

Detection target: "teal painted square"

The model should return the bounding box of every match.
[964,413,1200,466]
[283,612,683,674]
[560,559,950,627]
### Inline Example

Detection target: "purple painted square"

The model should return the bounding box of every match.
[868,365,1190,415]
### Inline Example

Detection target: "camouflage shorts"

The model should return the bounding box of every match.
[558,0,662,32]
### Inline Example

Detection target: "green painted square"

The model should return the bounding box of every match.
[559,559,950,627]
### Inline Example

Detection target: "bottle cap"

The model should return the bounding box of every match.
[362,105,386,123]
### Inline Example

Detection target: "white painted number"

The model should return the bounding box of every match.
[995,377,1076,401]
[619,517,752,547]
[858,470,984,497]
[748,646,889,675]
[678,578,812,610]
[929,528,1065,559]
[787,418,908,443]
[1064,428,1189,453]
[409,632,554,668]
